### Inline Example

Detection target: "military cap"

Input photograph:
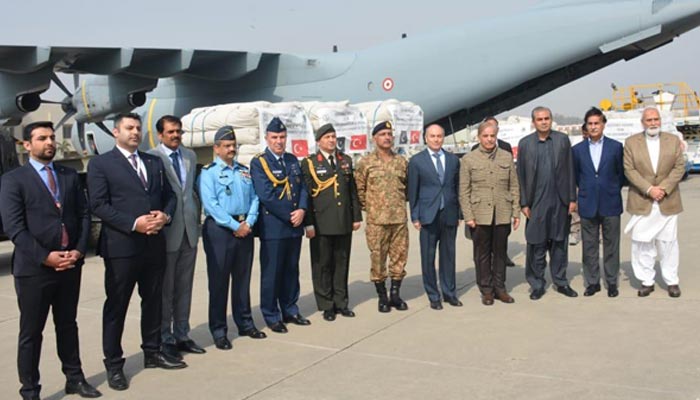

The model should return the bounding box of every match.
[214,125,236,141]
[266,117,287,133]
[315,123,336,141]
[372,120,393,136]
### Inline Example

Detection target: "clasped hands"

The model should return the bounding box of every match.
[45,250,82,271]
[135,211,169,235]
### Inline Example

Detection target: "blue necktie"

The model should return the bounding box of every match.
[170,151,182,184]
[433,153,445,209]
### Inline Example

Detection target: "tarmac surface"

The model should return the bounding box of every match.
[1,178,699,400]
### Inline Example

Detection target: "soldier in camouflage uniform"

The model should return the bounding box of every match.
[355,121,409,312]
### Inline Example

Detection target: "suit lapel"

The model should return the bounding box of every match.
[159,147,183,191]
[582,140,596,173]
[25,164,60,212]
[140,151,156,192]
[636,134,654,174]
[424,150,441,184]
[112,148,147,190]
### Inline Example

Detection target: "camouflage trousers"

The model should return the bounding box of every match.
[365,223,408,282]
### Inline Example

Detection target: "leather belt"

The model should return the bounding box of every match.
[232,214,247,222]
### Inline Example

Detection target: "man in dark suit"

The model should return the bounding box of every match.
[517,106,578,300]
[301,124,363,321]
[572,107,625,298]
[0,122,101,399]
[470,117,515,267]
[87,113,184,392]
[408,124,462,310]
[250,117,310,333]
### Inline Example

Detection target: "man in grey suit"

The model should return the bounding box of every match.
[148,115,204,359]
[517,107,578,300]
[408,124,462,310]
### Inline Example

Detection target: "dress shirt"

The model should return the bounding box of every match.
[28,158,60,203]
[159,143,186,188]
[588,136,604,172]
[199,156,259,231]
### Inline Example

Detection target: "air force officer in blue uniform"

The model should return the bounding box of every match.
[250,117,310,333]
[408,124,462,310]
[199,126,266,351]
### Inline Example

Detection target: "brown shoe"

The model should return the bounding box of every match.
[637,285,654,297]
[668,285,681,298]
[495,291,515,304]
[481,293,494,306]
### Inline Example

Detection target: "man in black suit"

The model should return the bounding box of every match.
[470,117,515,267]
[517,107,578,300]
[87,113,184,392]
[0,122,101,400]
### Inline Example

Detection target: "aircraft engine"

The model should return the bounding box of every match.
[0,67,52,125]
[0,92,42,124]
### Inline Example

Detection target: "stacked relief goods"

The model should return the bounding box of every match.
[353,99,424,156]
[179,99,425,163]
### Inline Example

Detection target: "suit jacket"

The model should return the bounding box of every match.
[572,137,625,219]
[624,132,685,216]
[148,145,200,252]
[250,148,309,240]
[471,139,512,154]
[87,147,176,258]
[517,130,576,208]
[459,147,520,225]
[407,148,460,226]
[301,150,362,235]
[0,163,90,277]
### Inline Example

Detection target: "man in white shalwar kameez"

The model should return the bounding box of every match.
[623,108,685,298]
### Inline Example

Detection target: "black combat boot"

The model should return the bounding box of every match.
[389,279,408,310]
[375,282,391,313]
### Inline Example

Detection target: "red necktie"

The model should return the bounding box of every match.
[46,166,69,248]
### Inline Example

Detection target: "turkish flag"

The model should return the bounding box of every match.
[410,130,421,144]
[350,134,367,151]
[291,140,309,157]
[511,146,518,161]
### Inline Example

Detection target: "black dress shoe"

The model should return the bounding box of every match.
[214,337,233,350]
[162,343,183,360]
[638,284,654,297]
[144,352,187,369]
[106,369,129,391]
[668,284,681,298]
[268,322,288,333]
[607,284,619,298]
[556,285,578,297]
[239,328,267,339]
[505,257,515,267]
[430,300,443,310]
[177,339,206,354]
[65,379,102,398]
[529,288,545,300]
[283,314,311,326]
[445,297,463,307]
[323,310,336,321]
[584,284,601,297]
[337,308,356,317]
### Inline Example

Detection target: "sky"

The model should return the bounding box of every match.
[1,0,699,119]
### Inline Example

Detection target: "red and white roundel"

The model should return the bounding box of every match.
[382,77,394,92]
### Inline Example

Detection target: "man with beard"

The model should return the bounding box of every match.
[1,121,101,400]
[623,107,685,298]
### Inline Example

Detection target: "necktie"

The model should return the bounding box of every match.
[328,155,336,170]
[170,151,183,185]
[433,153,445,209]
[130,153,148,189]
[279,156,286,169]
[45,166,69,248]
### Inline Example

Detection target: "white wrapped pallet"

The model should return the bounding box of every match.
[301,101,369,154]
[181,101,270,148]
[236,144,263,167]
[258,103,315,158]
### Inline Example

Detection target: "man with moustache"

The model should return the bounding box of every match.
[147,115,205,359]
[0,122,101,399]
[87,113,183,393]
[355,121,410,312]
[250,117,311,333]
[623,107,685,298]
[301,123,362,321]
[517,106,578,300]
[200,126,266,349]
[572,108,625,297]
[408,124,462,310]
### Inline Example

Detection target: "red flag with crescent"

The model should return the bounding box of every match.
[291,140,309,157]
[350,134,367,151]
[410,130,421,144]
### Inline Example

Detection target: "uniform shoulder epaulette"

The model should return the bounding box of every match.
[238,163,250,170]
[202,162,216,170]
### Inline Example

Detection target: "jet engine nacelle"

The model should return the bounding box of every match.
[70,74,157,123]
[0,92,42,124]
[0,67,52,124]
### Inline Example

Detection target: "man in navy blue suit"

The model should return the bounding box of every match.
[1,121,101,400]
[87,113,183,392]
[250,117,311,333]
[408,124,462,310]
[572,107,625,297]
